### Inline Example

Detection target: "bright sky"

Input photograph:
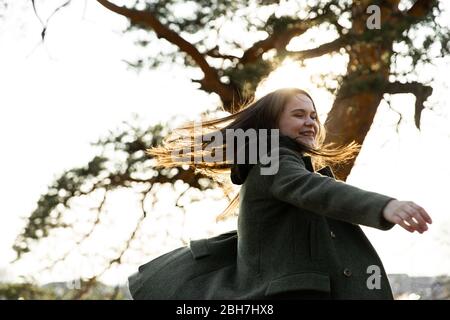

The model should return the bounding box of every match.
[0,1,449,285]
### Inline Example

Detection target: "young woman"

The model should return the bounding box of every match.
[130,87,432,300]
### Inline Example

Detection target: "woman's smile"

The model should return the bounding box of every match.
[278,93,319,148]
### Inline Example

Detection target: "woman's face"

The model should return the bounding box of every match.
[278,93,319,148]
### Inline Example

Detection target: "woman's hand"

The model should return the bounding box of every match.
[382,200,432,233]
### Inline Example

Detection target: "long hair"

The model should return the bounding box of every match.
[147,87,360,221]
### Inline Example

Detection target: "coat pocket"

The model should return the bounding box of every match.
[264,272,331,297]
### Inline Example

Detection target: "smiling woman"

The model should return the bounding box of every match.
[148,88,361,220]
[278,92,319,148]
[128,87,432,300]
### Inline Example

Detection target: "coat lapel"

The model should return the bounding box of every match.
[276,134,336,179]
[302,155,336,179]
[316,165,336,179]
[300,155,314,172]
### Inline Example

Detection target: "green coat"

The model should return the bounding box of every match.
[129,135,395,299]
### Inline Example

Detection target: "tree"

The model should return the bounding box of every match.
[91,0,448,178]
[12,0,449,297]
[31,0,448,176]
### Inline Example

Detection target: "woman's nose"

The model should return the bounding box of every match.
[304,117,315,126]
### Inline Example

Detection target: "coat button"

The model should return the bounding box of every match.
[330,231,336,239]
[343,268,352,277]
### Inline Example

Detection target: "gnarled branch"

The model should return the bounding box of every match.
[96,0,236,105]
[288,37,345,60]
[384,81,433,129]
[240,9,338,64]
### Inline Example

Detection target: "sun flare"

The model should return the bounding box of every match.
[255,55,346,118]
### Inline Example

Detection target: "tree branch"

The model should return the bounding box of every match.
[204,45,240,61]
[288,37,345,60]
[70,187,154,300]
[32,0,73,41]
[384,81,433,129]
[406,0,437,18]
[96,0,235,104]
[240,11,337,64]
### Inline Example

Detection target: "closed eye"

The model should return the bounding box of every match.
[293,114,317,120]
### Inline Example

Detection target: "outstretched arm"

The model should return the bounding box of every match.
[269,148,432,232]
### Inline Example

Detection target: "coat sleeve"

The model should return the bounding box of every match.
[268,148,396,230]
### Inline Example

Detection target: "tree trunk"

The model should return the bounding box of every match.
[323,1,394,181]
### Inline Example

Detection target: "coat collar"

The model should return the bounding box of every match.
[302,155,336,179]
[279,135,335,179]
[316,164,336,179]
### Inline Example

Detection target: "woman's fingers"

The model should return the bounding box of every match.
[405,202,432,232]
[414,214,428,232]
[409,202,433,224]
[397,219,415,233]
[383,200,432,234]
[405,204,429,231]
[398,210,423,233]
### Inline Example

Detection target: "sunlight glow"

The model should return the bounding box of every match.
[255,55,347,118]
